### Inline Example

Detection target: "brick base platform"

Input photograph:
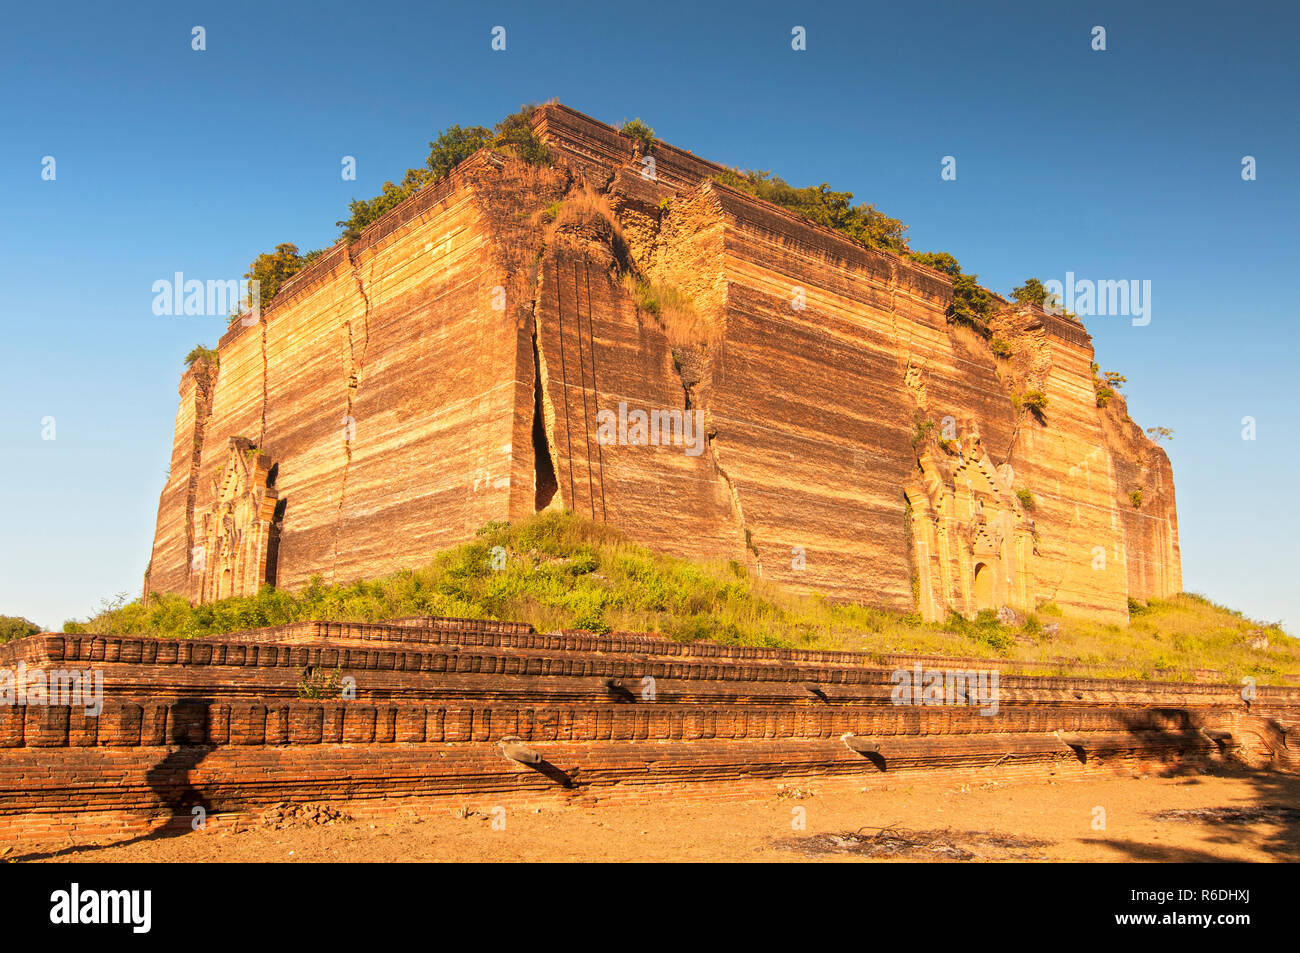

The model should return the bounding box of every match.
[1,618,1295,844]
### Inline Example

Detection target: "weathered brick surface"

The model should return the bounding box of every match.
[1,619,1291,843]
[140,105,1180,626]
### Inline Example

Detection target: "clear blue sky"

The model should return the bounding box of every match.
[1,0,1296,631]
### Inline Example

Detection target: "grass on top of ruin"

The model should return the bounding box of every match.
[60,511,1296,685]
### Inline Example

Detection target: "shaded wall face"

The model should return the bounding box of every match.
[528,160,1136,620]
[697,194,1127,621]
[530,241,745,565]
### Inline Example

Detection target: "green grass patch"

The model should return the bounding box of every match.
[62,513,1298,684]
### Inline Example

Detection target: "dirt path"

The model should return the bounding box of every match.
[18,769,1300,863]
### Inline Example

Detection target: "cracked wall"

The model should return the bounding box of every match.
[148,154,561,599]
[147,105,1179,622]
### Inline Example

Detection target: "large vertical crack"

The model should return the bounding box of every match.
[331,244,374,579]
[530,293,559,510]
[708,434,763,575]
[664,334,760,573]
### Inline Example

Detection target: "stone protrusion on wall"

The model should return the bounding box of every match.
[906,442,1034,622]
[190,436,278,602]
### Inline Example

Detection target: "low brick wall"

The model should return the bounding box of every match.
[0,617,1294,844]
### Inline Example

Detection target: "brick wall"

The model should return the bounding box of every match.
[0,619,1294,844]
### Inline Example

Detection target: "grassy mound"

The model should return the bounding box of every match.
[65,512,1296,684]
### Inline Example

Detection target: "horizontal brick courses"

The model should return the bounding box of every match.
[0,617,1295,844]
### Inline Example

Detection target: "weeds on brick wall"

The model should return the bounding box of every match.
[1011,278,1050,307]
[909,251,1000,336]
[910,409,935,450]
[713,168,909,254]
[618,118,656,153]
[1131,489,1144,508]
[622,273,709,350]
[59,513,1299,684]
[1013,389,1049,422]
[903,502,921,608]
[1092,364,1127,408]
[332,105,553,242]
[1015,488,1036,512]
[297,666,343,700]
[625,274,690,318]
[183,345,218,369]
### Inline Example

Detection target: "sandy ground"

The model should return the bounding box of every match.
[16,767,1299,863]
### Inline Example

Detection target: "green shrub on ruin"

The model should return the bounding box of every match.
[1018,389,1049,418]
[297,666,343,699]
[713,168,909,253]
[426,123,493,182]
[335,105,551,242]
[909,251,1000,334]
[619,118,656,153]
[910,409,935,450]
[183,345,218,369]
[1012,278,1049,307]
[336,171,429,242]
[228,243,324,322]
[491,103,552,167]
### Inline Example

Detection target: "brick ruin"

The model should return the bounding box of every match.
[143,104,1180,625]
[1,618,1295,842]
[22,106,1214,843]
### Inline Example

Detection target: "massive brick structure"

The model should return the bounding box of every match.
[144,104,1180,624]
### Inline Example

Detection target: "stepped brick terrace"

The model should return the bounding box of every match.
[1,616,1294,844]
